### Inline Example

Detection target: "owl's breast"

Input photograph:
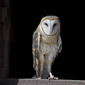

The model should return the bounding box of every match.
[41,34,58,44]
[40,41,58,57]
[40,34,59,56]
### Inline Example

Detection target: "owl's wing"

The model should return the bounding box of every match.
[32,32,38,50]
[57,35,62,53]
[32,31,38,69]
[32,31,40,70]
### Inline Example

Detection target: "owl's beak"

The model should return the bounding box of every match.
[50,27,53,34]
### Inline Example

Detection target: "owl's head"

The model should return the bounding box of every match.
[40,16,60,36]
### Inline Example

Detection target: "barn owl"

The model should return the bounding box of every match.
[32,16,62,79]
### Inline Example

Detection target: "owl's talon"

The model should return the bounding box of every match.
[48,72,58,80]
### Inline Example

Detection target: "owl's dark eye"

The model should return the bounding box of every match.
[53,23,57,28]
[44,23,48,27]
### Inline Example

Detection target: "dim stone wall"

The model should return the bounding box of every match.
[0,0,11,78]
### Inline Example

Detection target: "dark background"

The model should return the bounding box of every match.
[9,0,85,80]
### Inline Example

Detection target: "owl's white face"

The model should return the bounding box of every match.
[41,19,60,36]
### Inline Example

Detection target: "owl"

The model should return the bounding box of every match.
[32,16,62,79]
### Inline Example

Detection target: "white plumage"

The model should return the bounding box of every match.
[32,16,62,79]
